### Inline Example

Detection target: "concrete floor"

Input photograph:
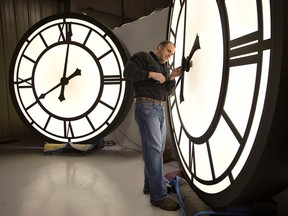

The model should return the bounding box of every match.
[0,139,182,216]
[1,138,287,216]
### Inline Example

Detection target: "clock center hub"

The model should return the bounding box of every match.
[60,77,69,85]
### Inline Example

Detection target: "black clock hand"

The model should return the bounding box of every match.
[39,68,81,99]
[186,34,200,70]
[179,56,186,103]
[58,23,73,101]
[179,34,201,103]
[58,44,70,101]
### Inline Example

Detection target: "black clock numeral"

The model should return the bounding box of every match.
[167,62,174,72]
[177,129,194,179]
[64,121,74,138]
[58,24,65,42]
[16,77,32,88]
[103,75,121,85]
[58,22,73,42]
[229,31,271,67]
[66,23,73,41]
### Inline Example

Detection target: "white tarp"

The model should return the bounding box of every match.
[107,8,171,149]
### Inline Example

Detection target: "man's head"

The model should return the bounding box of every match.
[155,41,175,63]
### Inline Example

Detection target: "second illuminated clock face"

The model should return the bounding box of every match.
[167,0,277,206]
[10,13,133,143]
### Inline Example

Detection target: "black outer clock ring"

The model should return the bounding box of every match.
[9,13,134,143]
[167,0,288,208]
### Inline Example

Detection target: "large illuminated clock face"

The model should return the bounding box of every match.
[167,0,288,207]
[10,13,133,143]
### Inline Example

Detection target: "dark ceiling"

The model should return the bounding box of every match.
[71,0,171,24]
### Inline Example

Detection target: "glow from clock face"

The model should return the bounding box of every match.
[12,16,127,143]
[168,0,271,194]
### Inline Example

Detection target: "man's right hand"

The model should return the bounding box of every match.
[149,71,166,84]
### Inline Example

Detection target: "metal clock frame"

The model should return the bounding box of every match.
[10,13,133,144]
[167,0,288,208]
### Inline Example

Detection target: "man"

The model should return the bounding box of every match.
[124,41,182,211]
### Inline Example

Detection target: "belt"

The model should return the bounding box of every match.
[136,97,165,106]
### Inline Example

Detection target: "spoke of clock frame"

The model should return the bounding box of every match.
[177,125,183,147]
[86,116,96,131]
[23,54,36,63]
[169,92,177,110]
[168,94,178,146]
[39,33,48,48]
[83,29,92,46]
[229,31,271,67]
[191,141,196,178]
[206,140,216,180]
[228,172,234,183]
[169,27,176,40]
[25,101,37,111]
[44,115,52,130]
[188,140,193,175]
[98,49,113,60]
[222,109,243,145]
[99,100,114,110]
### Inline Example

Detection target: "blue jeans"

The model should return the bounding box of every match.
[135,101,168,201]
